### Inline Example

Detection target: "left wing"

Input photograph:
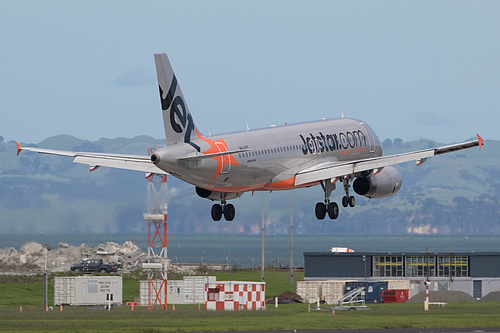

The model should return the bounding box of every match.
[294,134,483,186]
[16,142,167,175]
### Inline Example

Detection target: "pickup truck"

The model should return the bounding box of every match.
[70,259,118,273]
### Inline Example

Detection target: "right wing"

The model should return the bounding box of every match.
[16,142,167,175]
[294,134,483,186]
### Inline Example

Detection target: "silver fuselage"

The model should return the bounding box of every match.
[153,117,382,193]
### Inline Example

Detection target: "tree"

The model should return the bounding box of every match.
[382,138,393,149]
[394,138,403,148]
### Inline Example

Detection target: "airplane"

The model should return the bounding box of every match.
[16,53,484,222]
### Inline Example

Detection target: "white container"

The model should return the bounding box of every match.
[321,281,346,304]
[167,280,185,304]
[140,280,166,306]
[54,276,122,306]
[296,281,320,304]
[184,276,216,304]
[54,277,76,305]
[386,280,411,290]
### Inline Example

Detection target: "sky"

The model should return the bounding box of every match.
[1,1,499,144]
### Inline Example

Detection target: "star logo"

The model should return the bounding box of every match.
[196,129,239,182]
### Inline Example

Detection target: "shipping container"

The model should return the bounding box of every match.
[386,280,410,290]
[345,281,388,304]
[54,276,122,306]
[321,281,346,304]
[296,281,320,303]
[140,276,216,305]
[54,277,75,305]
[166,280,184,304]
[184,276,216,304]
[140,280,167,306]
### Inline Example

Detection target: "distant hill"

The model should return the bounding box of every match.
[1,135,498,235]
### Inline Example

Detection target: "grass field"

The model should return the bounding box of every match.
[1,271,499,332]
[2,302,500,332]
[0,270,303,307]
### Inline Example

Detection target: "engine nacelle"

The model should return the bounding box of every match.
[195,187,243,201]
[353,166,402,198]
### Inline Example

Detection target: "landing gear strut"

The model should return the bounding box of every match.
[341,176,356,208]
[211,194,235,221]
[316,179,339,220]
[315,177,356,220]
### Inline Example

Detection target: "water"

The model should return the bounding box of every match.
[1,234,499,268]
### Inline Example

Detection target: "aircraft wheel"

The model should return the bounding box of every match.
[211,204,222,221]
[348,196,356,207]
[342,196,349,208]
[315,202,326,220]
[328,202,339,219]
[224,204,235,221]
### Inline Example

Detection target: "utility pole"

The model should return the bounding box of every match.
[289,196,294,285]
[44,243,47,311]
[260,193,265,282]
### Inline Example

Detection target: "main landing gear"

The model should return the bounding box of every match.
[211,194,235,221]
[315,177,356,220]
[341,176,356,208]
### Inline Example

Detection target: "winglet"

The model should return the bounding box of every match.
[477,134,483,148]
[15,142,22,156]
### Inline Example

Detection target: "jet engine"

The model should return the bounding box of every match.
[195,187,243,201]
[353,166,402,198]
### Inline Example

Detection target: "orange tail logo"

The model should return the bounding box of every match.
[196,129,239,182]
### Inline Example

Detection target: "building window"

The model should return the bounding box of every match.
[437,256,469,277]
[373,256,404,277]
[405,256,435,277]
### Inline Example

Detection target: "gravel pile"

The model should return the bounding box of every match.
[266,291,304,304]
[0,241,147,273]
[480,291,500,302]
[407,291,476,303]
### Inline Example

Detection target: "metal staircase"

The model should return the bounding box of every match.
[335,287,368,310]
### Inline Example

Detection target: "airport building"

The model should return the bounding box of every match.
[301,251,500,301]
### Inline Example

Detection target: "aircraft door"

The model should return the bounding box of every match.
[360,123,376,153]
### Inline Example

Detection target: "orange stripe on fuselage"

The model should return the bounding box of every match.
[205,176,319,193]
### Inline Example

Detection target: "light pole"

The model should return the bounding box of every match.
[363,255,367,280]
[260,193,265,282]
[44,243,48,311]
[289,194,294,285]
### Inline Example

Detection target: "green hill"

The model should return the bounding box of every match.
[0,135,498,235]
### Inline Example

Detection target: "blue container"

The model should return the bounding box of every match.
[345,281,388,304]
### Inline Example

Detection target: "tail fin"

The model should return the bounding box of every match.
[154,53,200,151]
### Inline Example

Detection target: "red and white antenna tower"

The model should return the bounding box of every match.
[142,146,169,310]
